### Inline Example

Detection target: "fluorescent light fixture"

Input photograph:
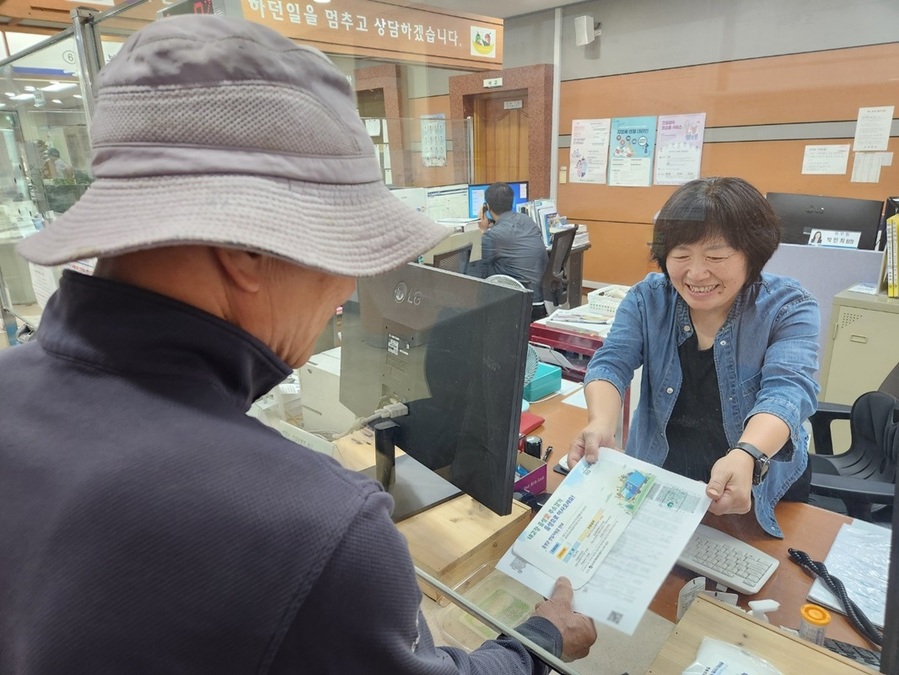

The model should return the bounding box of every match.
[11,93,35,101]
[52,99,63,104]
[73,94,83,99]
[4,92,15,97]
[24,85,35,92]
[40,82,78,93]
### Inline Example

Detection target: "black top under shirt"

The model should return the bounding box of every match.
[663,332,729,482]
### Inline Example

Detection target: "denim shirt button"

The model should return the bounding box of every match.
[720,340,727,346]
[666,387,674,394]
[683,325,691,332]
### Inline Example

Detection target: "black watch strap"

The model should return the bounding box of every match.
[729,441,770,485]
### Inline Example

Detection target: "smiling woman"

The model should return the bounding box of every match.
[568,177,821,540]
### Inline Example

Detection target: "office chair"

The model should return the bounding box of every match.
[431,243,473,275]
[542,227,577,307]
[808,390,899,521]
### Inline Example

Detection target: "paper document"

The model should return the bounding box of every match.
[497,448,711,635]
[512,453,655,588]
[807,520,890,628]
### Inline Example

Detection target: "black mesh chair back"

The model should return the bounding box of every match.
[543,227,577,306]
[431,243,473,275]
[809,390,899,520]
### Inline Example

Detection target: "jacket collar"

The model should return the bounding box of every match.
[37,270,291,408]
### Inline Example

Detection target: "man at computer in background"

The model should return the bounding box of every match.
[0,15,595,674]
[467,182,550,322]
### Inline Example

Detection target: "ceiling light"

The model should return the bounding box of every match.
[73,94,83,99]
[11,93,35,101]
[24,85,36,92]
[52,99,63,104]
[40,82,78,93]
[4,92,15,98]
[313,0,330,3]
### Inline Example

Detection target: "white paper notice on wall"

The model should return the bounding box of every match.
[851,152,893,183]
[801,144,850,175]
[852,106,894,152]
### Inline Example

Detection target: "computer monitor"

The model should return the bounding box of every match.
[468,181,529,219]
[339,263,531,521]
[766,192,884,250]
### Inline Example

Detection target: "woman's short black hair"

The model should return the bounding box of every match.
[650,177,781,288]
[484,182,514,215]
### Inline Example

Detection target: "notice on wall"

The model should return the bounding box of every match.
[653,113,706,185]
[851,151,893,183]
[608,116,657,187]
[801,144,850,175]
[569,118,611,184]
[853,106,894,152]
[420,113,447,167]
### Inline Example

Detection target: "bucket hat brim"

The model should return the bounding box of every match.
[18,173,450,277]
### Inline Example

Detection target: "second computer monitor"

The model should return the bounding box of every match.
[767,192,884,250]
[468,181,529,219]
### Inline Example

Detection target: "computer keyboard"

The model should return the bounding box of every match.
[676,524,779,595]
[823,637,881,670]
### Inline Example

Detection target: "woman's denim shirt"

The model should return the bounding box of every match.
[585,272,820,537]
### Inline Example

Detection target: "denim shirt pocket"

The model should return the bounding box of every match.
[739,371,761,401]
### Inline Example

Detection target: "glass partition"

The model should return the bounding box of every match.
[0,33,89,342]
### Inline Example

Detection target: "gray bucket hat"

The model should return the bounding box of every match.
[18,14,449,277]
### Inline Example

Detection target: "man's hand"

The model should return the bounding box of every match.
[478,204,491,232]
[533,577,597,662]
[706,450,754,515]
[568,419,618,465]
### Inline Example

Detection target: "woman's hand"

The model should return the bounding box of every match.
[568,419,619,465]
[706,450,754,515]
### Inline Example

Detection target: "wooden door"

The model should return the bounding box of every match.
[471,90,528,184]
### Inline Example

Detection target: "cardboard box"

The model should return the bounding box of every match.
[514,452,547,495]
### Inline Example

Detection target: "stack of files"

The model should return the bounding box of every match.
[525,199,558,247]
[573,224,590,248]
[545,305,613,338]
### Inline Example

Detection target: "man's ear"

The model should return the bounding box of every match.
[213,247,264,293]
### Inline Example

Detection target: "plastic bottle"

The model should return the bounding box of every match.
[798,603,831,645]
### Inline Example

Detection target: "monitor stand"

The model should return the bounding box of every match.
[366,420,461,522]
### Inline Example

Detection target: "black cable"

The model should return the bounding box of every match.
[788,548,883,648]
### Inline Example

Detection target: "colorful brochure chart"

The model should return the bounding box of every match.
[497,448,711,635]
[512,455,654,589]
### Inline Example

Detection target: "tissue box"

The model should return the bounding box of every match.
[514,452,547,495]
[523,362,562,402]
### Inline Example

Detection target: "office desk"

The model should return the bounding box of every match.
[337,394,872,672]
[529,394,866,647]
[423,235,590,310]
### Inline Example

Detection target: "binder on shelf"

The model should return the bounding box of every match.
[881,214,899,298]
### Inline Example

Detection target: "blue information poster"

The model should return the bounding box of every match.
[608,116,657,187]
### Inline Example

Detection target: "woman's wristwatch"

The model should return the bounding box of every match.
[728,441,770,485]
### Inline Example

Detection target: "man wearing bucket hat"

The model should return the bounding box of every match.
[0,14,596,674]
